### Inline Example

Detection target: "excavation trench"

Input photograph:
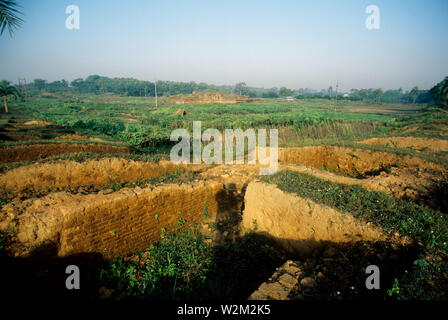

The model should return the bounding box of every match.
[0,170,411,301]
[0,158,191,196]
[241,181,399,257]
[0,146,435,260]
[0,143,130,163]
[1,175,392,260]
[277,146,445,177]
[1,180,241,259]
[275,146,448,203]
[0,146,429,300]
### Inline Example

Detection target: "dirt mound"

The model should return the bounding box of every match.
[22,120,53,126]
[277,146,444,176]
[54,134,88,140]
[242,181,396,257]
[0,143,130,163]
[0,159,187,195]
[54,134,104,142]
[360,137,448,153]
[167,90,261,104]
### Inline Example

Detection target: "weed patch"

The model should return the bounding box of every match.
[98,226,283,300]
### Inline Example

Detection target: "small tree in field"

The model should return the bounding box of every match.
[0,80,22,113]
[279,87,294,97]
[374,88,384,104]
[234,82,248,96]
[359,89,368,102]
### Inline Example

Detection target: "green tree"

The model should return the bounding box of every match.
[279,87,293,96]
[359,89,368,101]
[247,90,258,98]
[0,0,23,37]
[429,76,448,109]
[0,80,22,113]
[234,82,248,96]
[262,89,279,98]
[374,88,384,104]
[409,86,419,104]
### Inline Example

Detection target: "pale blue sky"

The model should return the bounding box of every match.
[1,0,447,91]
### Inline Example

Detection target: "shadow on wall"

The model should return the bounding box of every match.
[416,179,448,214]
[0,179,419,301]
[0,244,105,301]
[0,227,420,301]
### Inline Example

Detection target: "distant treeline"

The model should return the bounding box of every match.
[16,75,433,104]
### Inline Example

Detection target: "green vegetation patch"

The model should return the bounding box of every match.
[0,138,129,148]
[98,226,283,300]
[107,169,197,192]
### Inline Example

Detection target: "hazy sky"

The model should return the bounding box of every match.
[1,0,447,91]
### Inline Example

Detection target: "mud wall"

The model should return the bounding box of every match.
[0,143,130,163]
[277,146,444,176]
[0,159,187,194]
[242,181,386,257]
[4,181,225,258]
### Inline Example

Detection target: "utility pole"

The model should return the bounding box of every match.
[155,80,158,108]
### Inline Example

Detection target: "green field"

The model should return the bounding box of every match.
[4,94,442,150]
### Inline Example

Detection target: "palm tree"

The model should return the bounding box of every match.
[0,0,24,37]
[0,80,22,113]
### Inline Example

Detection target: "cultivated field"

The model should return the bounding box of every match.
[0,95,447,300]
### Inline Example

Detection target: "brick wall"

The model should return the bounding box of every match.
[53,182,224,258]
